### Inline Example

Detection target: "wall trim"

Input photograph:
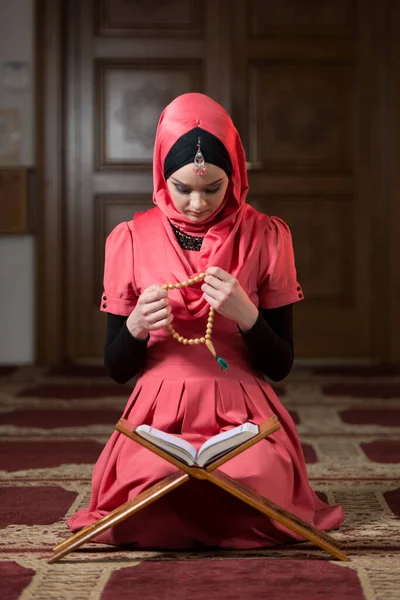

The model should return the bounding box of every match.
[35,0,66,363]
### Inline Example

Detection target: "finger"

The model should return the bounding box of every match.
[142,297,169,316]
[202,293,219,310]
[141,287,168,304]
[203,274,224,290]
[148,313,173,330]
[201,283,223,301]
[143,284,166,294]
[205,266,231,281]
[146,306,171,325]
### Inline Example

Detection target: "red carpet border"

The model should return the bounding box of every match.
[0,364,399,599]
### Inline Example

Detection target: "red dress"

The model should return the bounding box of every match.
[67,208,344,549]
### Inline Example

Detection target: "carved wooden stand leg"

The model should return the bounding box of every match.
[204,470,347,561]
[48,472,189,564]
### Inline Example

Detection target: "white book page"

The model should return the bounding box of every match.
[197,422,259,466]
[135,425,197,463]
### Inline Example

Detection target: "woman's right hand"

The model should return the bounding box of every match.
[126,285,172,340]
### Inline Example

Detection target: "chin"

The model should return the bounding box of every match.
[186,212,209,222]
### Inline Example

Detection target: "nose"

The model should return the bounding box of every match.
[189,191,206,210]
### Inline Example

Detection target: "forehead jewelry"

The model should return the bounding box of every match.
[161,272,228,371]
[193,137,206,176]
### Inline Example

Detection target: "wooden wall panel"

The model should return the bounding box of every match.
[0,168,31,233]
[232,0,373,358]
[95,0,200,37]
[249,63,353,173]
[388,0,400,362]
[96,60,203,169]
[249,0,357,38]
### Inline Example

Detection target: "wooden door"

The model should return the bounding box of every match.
[64,0,386,361]
[231,0,380,358]
[65,0,230,358]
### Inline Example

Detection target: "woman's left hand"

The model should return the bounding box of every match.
[201,266,259,332]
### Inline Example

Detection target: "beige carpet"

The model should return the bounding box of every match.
[0,364,399,599]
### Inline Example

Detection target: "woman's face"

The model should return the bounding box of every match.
[166,163,229,223]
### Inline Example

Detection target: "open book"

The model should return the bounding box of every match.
[135,422,259,467]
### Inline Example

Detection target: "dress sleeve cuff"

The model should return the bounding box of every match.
[258,285,304,309]
[100,293,137,317]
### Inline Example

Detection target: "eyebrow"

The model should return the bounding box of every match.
[171,177,225,187]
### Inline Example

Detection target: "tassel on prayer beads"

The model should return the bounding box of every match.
[162,273,228,372]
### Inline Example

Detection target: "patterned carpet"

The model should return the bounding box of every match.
[1,364,399,599]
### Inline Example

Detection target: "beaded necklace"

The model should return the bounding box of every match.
[170,223,203,251]
[161,272,228,371]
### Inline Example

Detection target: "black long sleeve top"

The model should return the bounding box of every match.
[104,305,294,385]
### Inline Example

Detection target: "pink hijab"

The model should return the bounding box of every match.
[153,93,249,231]
[138,93,266,317]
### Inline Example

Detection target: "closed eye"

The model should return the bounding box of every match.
[174,184,190,195]
[173,184,222,195]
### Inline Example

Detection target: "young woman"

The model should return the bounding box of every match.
[67,93,344,548]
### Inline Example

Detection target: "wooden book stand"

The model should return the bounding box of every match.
[48,415,348,563]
